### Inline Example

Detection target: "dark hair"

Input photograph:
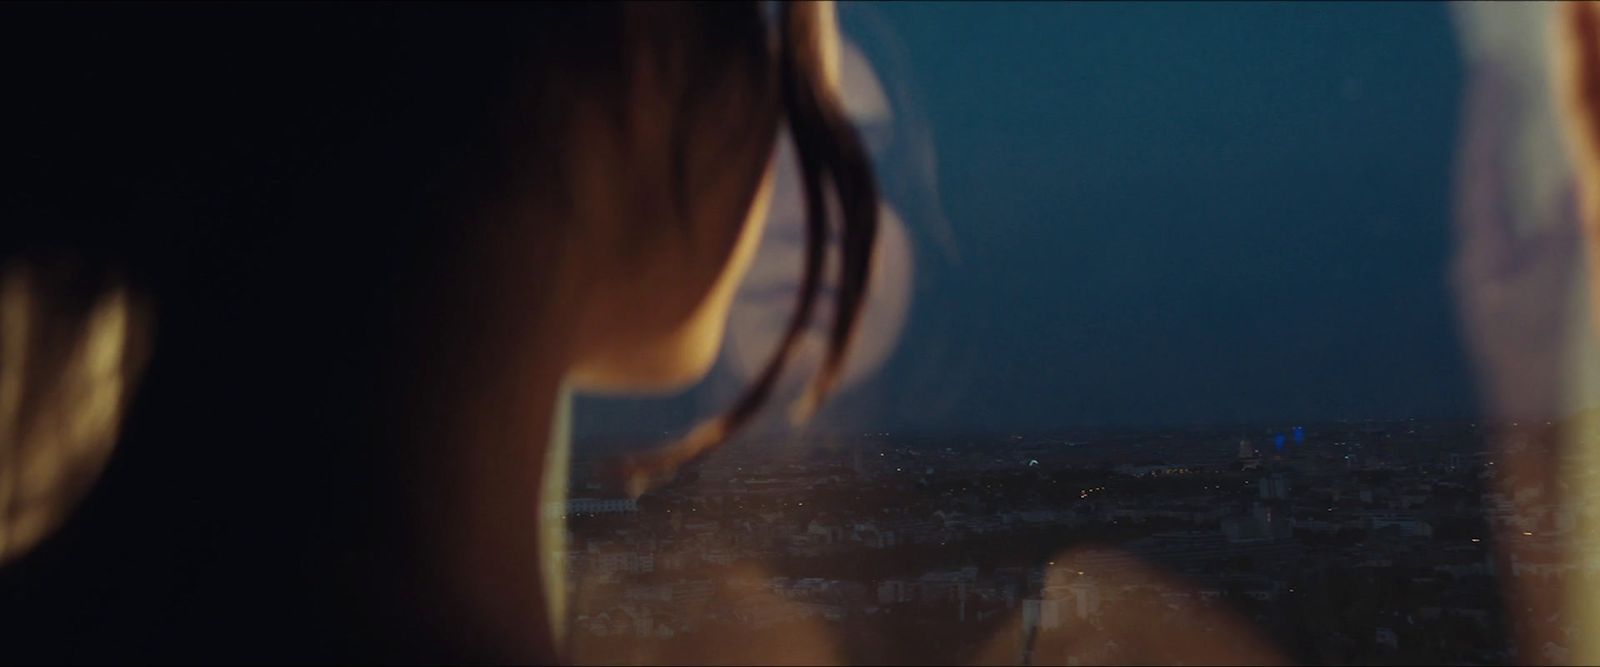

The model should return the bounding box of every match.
[0,1,877,660]
[609,1,879,495]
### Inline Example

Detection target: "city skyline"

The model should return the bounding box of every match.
[563,417,1533,664]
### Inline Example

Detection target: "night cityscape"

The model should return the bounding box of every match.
[560,419,1597,665]
[9,2,1600,664]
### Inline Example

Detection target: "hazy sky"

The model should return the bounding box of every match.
[576,2,1475,439]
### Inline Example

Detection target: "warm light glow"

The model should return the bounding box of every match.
[0,267,145,565]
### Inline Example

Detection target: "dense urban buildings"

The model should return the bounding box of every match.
[556,420,1588,664]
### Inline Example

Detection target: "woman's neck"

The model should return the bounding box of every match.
[429,341,570,661]
[540,385,572,650]
[407,212,582,661]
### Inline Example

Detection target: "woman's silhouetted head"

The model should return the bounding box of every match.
[0,2,876,661]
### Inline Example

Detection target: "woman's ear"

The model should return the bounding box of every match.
[567,154,778,395]
[0,261,150,565]
[563,4,783,395]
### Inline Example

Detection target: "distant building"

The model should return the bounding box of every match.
[1024,581,1100,632]
[1065,581,1100,619]
[1223,504,1292,542]
[1259,473,1291,501]
[1022,597,1062,631]
[1367,514,1433,538]
[878,579,915,604]
[1238,440,1261,470]
[565,497,638,515]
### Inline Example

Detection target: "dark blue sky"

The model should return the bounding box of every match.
[577,2,1477,439]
